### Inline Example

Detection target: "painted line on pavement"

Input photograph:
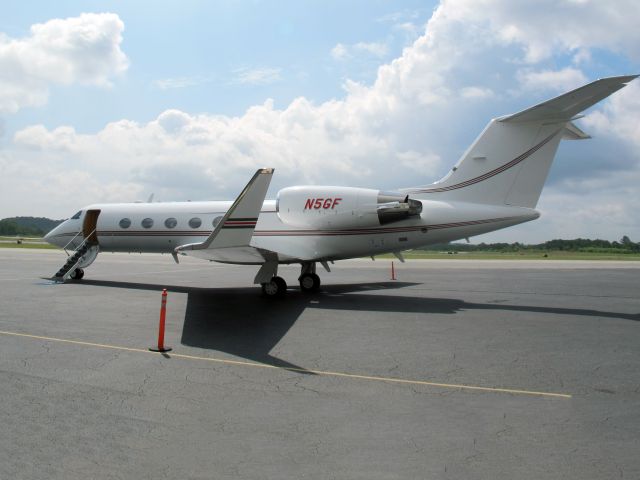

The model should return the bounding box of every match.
[0,329,572,399]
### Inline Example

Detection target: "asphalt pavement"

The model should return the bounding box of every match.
[1,249,639,479]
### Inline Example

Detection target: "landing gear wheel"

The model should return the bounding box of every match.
[299,273,320,292]
[261,276,287,298]
[70,268,84,280]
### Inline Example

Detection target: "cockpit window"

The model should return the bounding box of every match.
[71,211,82,220]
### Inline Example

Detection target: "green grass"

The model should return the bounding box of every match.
[0,241,58,249]
[378,250,640,261]
[0,236,43,241]
[1,239,638,259]
[0,234,59,249]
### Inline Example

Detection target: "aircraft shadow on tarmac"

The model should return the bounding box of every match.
[78,280,418,373]
[78,279,640,370]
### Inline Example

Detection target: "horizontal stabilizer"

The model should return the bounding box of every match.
[176,168,273,258]
[563,121,591,140]
[500,75,638,123]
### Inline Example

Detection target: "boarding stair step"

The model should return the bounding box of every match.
[52,242,91,280]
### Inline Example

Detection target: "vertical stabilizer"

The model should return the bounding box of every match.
[404,75,637,208]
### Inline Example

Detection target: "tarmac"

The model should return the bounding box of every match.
[1,248,639,479]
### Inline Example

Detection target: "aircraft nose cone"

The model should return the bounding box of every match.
[44,224,63,246]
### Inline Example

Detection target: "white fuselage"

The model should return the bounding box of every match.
[45,198,539,263]
[41,76,636,290]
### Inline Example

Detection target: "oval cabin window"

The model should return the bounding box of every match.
[164,217,177,229]
[141,218,154,229]
[119,218,131,229]
[189,217,202,228]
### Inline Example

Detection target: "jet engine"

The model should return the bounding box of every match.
[276,186,422,229]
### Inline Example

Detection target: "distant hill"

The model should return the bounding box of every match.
[0,217,65,236]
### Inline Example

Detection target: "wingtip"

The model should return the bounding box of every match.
[617,74,639,84]
[259,167,275,174]
[598,74,639,85]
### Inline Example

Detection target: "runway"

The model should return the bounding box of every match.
[1,249,639,479]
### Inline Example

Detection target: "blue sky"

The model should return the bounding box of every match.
[1,1,639,243]
[3,1,432,132]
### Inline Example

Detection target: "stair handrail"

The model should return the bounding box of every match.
[62,229,96,256]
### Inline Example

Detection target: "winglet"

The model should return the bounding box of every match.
[176,168,274,253]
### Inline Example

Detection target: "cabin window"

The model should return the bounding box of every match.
[164,217,177,229]
[71,211,82,220]
[212,216,223,228]
[141,218,154,229]
[189,217,202,228]
[119,218,131,229]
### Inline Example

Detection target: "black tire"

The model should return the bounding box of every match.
[70,268,84,280]
[299,273,320,292]
[273,276,287,297]
[262,276,287,297]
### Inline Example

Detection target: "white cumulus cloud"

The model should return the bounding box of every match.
[233,67,282,85]
[353,42,389,57]
[154,75,211,90]
[1,2,639,242]
[441,0,640,63]
[582,80,640,149]
[0,13,128,113]
[460,86,494,99]
[331,41,389,60]
[331,43,349,60]
[517,67,588,92]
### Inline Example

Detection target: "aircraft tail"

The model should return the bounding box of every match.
[404,75,638,208]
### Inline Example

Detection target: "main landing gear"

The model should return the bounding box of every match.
[299,273,320,292]
[298,261,320,293]
[261,276,287,298]
[259,261,323,298]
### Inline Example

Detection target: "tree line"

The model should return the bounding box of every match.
[420,236,640,253]
[0,219,44,236]
[0,217,64,236]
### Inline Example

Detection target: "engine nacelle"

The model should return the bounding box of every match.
[276,186,422,229]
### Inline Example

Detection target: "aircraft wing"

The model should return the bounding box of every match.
[500,75,638,123]
[175,168,274,263]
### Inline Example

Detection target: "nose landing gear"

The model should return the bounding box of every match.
[69,268,85,280]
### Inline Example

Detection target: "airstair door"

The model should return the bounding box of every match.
[83,209,100,245]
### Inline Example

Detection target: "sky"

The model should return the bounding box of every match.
[0,0,639,243]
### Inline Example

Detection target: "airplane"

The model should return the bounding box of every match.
[45,75,638,297]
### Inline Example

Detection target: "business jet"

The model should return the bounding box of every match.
[45,75,637,296]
